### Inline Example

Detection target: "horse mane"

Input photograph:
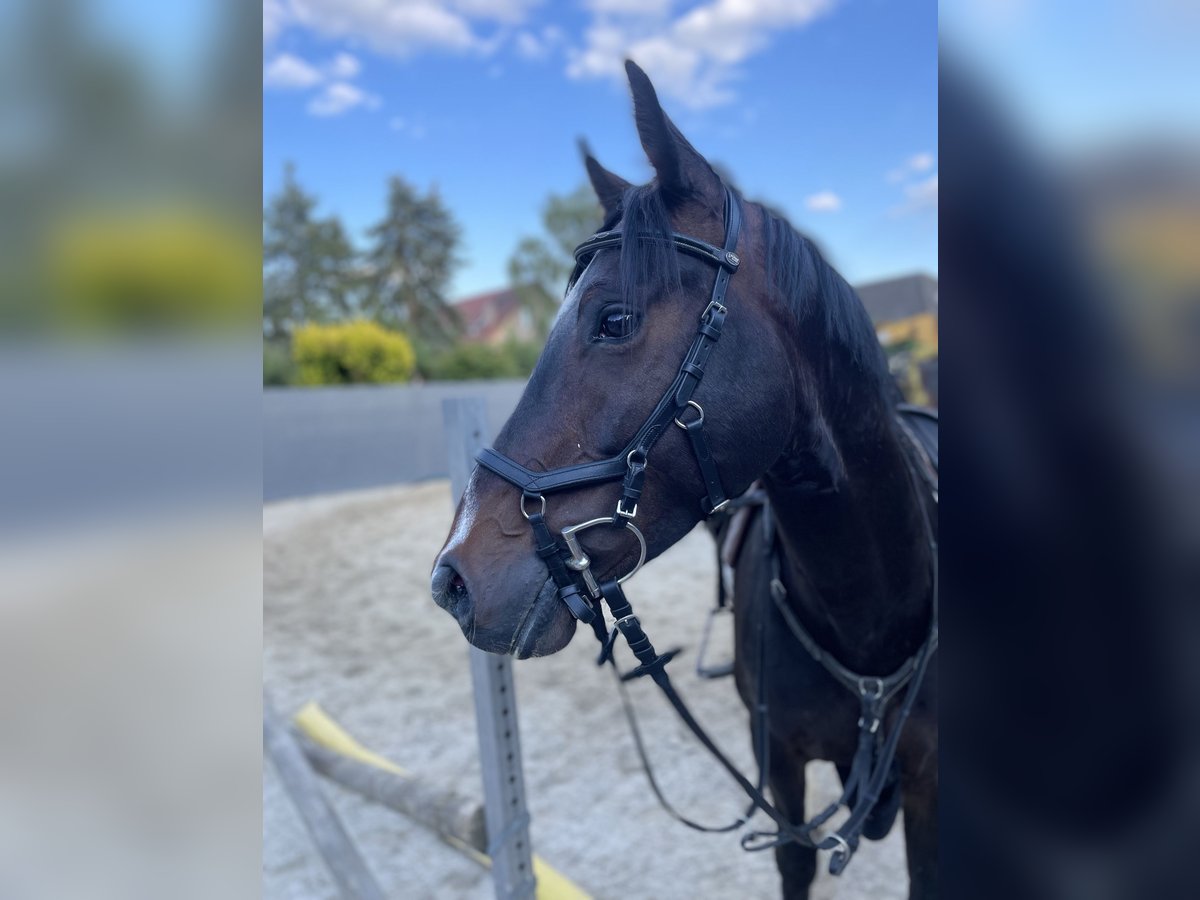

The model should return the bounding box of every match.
[609,182,894,404]
[758,203,895,396]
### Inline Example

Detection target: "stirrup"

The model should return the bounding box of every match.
[696,604,735,679]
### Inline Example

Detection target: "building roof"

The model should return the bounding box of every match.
[454,288,522,343]
[854,273,938,325]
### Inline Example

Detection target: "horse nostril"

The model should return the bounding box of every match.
[432,563,472,618]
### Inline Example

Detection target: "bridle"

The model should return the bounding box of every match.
[474,183,938,876]
[476,183,743,625]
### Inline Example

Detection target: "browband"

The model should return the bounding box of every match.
[574,230,740,272]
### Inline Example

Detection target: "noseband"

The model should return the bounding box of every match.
[476,184,743,623]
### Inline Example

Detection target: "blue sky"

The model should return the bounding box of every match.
[263,0,938,299]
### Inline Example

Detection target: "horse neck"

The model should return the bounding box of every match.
[764,368,933,676]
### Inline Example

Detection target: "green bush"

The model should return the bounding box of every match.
[421,340,542,381]
[263,338,295,386]
[291,319,416,385]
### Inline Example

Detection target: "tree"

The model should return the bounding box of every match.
[508,183,603,338]
[263,163,360,338]
[362,177,463,346]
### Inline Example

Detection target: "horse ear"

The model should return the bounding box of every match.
[624,59,720,201]
[579,139,630,218]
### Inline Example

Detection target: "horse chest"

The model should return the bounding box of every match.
[734,644,867,764]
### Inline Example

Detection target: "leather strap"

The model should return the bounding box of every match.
[476,448,628,495]
[597,479,938,874]
[526,508,596,623]
[574,231,740,273]
[682,416,728,514]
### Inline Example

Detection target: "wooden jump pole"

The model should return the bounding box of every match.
[292,701,589,899]
[293,712,487,852]
[443,398,538,900]
[263,693,385,900]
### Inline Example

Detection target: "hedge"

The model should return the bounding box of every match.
[419,340,541,381]
[263,339,295,386]
[292,320,416,385]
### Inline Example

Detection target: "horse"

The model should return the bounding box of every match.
[432,60,938,899]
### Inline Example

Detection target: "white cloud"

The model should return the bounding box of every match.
[263,52,363,89]
[518,30,549,60]
[905,173,938,208]
[567,0,837,109]
[585,0,675,13]
[293,1,472,55]
[282,0,540,57]
[265,51,381,119]
[264,0,288,45]
[805,191,842,212]
[390,117,428,139]
[887,150,936,183]
[449,0,540,24]
[884,150,937,215]
[515,32,544,59]
[908,152,934,173]
[264,53,323,89]
[307,81,381,117]
[514,25,566,61]
[890,173,938,216]
[327,52,361,79]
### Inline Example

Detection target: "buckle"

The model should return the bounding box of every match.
[702,299,727,322]
[827,833,853,875]
[614,613,640,632]
[520,493,546,520]
[673,400,704,430]
[858,676,884,699]
[616,498,638,519]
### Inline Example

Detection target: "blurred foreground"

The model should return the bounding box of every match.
[941,3,1200,892]
[0,0,262,898]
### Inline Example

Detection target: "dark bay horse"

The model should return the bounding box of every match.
[433,61,937,898]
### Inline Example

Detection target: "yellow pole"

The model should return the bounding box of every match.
[293,702,591,900]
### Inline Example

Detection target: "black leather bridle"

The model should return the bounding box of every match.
[473,183,938,877]
[476,184,743,625]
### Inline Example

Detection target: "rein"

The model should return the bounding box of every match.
[475,185,938,876]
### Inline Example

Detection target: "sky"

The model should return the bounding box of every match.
[263,0,939,299]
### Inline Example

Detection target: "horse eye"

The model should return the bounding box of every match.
[597,309,638,341]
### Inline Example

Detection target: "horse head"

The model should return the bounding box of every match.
[432,61,849,658]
